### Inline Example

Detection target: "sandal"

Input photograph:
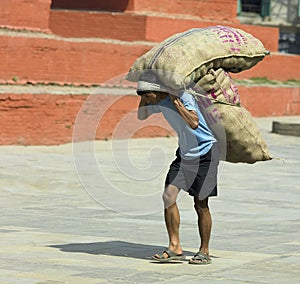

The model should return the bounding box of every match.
[151,248,186,263]
[189,251,212,265]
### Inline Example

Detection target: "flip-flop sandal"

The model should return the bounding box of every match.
[151,248,186,263]
[189,251,212,265]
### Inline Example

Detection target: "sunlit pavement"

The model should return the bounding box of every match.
[0,116,299,284]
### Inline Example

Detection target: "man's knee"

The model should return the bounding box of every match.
[163,184,179,207]
[194,197,209,213]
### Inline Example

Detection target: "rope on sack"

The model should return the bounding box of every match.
[187,69,241,107]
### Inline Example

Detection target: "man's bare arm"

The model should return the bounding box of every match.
[170,95,199,130]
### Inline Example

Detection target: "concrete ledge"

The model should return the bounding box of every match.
[1,32,298,85]
[49,9,279,52]
[272,121,300,137]
[51,0,238,20]
[0,0,51,30]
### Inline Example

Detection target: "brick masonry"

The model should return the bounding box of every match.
[1,34,299,85]
[52,0,238,21]
[0,0,51,30]
[0,34,150,85]
[0,85,298,145]
[0,0,299,145]
[49,9,278,52]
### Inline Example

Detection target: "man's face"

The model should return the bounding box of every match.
[140,92,168,104]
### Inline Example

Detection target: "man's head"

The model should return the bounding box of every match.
[136,71,174,103]
[137,91,168,104]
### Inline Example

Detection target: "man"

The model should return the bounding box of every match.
[137,78,219,265]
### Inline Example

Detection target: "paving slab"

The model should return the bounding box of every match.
[0,116,300,284]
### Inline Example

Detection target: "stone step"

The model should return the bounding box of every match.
[0,28,152,85]
[1,28,298,86]
[0,84,298,145]
[49,10,149,42]
[51,0,238,21]
[0,0,50,30]
[272,121,300,137]
[231,53,300,81]
[49,9,278,52]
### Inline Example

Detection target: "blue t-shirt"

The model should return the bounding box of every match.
[146,91,216,159]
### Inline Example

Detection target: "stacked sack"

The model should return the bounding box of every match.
[191,69,272,163]
[127,25,272,164]
[127,25,270,90]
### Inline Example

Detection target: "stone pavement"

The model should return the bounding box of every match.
[0,116,300,284]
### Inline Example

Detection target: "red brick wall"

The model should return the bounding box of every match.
[49,9,279,52]
[0,93,82,145]
[0,86,298,145]
[131,0,238,21]
[238,86,300,116]
[232,53,300,81]
[1,0,299,146]
[0,0,51,30]
[50,0,237,21]
[145,18,278,51]
[1,34,299,85]
[0,93,172,145]
[49,10,148,41]
[0,35,150,85]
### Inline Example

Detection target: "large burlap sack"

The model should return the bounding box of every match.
[190,69,272,163]
[202,103,272,163]
[127,26,269,90]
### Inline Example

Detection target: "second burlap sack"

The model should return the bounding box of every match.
[127,26,269,90]
[191,69,272,164]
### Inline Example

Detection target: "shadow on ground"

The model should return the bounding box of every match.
[48,241,194,260]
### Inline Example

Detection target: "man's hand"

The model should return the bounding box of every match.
[169,94,199,130]
[169,94,180,105]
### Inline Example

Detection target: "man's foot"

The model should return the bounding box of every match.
[151,248,186,263]
[188,251,211,265]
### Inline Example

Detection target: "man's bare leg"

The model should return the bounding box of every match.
[153,184,182,259]
[191,197,212,263]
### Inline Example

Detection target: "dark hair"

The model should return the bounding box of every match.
[137,90,149,96]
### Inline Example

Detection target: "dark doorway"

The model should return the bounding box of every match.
[241,0,261,13]
[51,0,132,12]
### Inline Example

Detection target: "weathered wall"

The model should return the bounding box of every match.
[0,86,298,145]
[1,33,299,85]
[49,9,279,52]
[0,0,51,30]
[51,0,238,21]
[1,0,299,146]
[0,34,150,85]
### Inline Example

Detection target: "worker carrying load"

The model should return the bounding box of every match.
[126,25,272,164]
[126,25,272,264]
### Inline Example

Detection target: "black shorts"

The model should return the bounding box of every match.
[165,143,219,199]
